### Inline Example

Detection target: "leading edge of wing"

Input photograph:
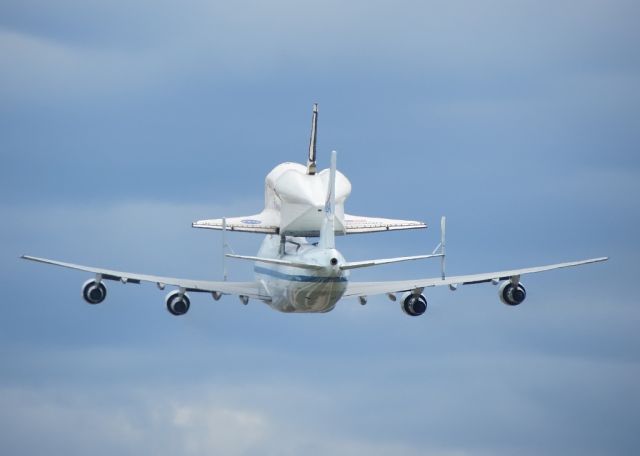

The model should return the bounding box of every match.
[21,255,265,299]
[344,257,608,297]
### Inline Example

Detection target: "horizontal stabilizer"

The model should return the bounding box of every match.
[226,254,325,270]
[340,253,442,271]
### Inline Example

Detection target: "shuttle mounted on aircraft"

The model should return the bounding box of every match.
[22,104,607,317]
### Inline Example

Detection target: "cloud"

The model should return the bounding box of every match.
[2,199,263,279]
[2,0,638,103]
[1,2,639,455]
[0,29,167,102]
[0,385,271,456]
[171,404,270,455]
[2,343,639,456]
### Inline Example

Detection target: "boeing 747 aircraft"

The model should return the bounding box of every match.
[22,105,607,317]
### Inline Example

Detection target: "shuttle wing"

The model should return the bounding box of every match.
[343,214,426,234]
[192,211,279,234]
[193,212,426,235]
[21,255,267,300]
[344,257,608,297]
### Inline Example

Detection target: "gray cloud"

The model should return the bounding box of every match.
[2,0,638,102]
[1,1,638,454]
[2,342,638,455]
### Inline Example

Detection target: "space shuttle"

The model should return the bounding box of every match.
[192,104,426,236]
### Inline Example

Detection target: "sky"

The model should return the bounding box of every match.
[1,0,639,454]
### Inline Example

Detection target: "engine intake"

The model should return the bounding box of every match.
[82,279,107,304]
[400,292,427,316]
[499,281,527,306]
[165,290,191,316]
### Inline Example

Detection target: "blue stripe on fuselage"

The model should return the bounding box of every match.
[254,266,347,283]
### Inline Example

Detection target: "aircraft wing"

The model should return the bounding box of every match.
[21,255,267,299]
[192,212,426,235]
[343,214,426,234]
[344,257,608,297]
[192,211,279,234]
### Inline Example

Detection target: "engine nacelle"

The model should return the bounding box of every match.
[165,290,191,316]
[400,292,428,316]
[499,281,527,306]
[82,279,107,304]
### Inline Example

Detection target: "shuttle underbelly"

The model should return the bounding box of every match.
[279,202,345,236]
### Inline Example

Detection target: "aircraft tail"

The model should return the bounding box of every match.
[318,150,337,250]
[307,103,318,175]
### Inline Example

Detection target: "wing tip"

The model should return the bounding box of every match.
[584,256,608,264]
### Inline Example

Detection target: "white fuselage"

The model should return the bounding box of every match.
[264,162,351,236]
[255,235,349,313]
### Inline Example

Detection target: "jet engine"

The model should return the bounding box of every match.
[499,281,527,306]
[400,292,428,316]
[165,290,191,316]
[82,279,107,304]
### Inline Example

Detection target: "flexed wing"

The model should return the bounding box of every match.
[21,255,267,300]
[344,257,608,298]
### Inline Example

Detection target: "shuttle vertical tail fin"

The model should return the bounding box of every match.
[307,103,318,175]
[319,150,337,250]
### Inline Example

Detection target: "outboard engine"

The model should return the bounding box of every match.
[165,290,191,316]
[82,279,107,304]
[499,281,527,306]
[400,292,428,316]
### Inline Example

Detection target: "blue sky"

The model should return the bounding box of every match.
[1,1,639,454]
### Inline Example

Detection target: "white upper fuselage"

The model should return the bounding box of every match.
[265,162,351,236]
[255,235,349,313]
